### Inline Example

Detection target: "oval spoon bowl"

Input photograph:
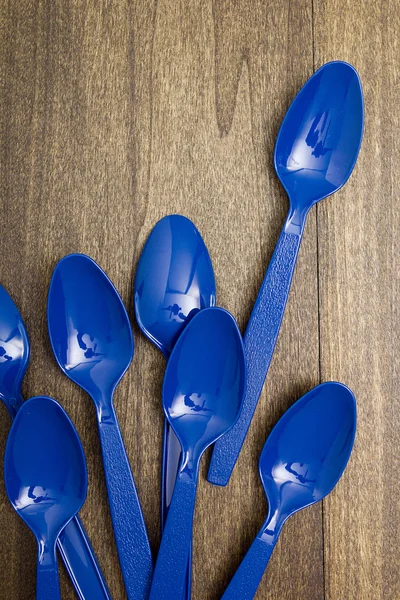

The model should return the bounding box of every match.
[48,253,133,403]
[260,381,356,522]
[135,214,216,358]
[275,61,364,220]
[163,306,245,456]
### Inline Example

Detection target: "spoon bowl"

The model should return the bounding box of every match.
[275,61,364,230]
[163,307,244,459]
[260,381,356,525]
[4,396,87,599]
[5,396,87,537]
[48,254,133,405]
[135,214,216,358]
[221,382,356,600]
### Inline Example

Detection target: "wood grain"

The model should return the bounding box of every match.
[315,1,400,599]
[0,1,398,599]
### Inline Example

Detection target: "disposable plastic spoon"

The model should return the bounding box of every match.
[135,215,215,600]
[221,381,356,600]
[4,396,88,600]
[47,254,152,600]
[149,307,246,600]
[0,284,112,600]
[135,214,216,520]
[208,61,364,486]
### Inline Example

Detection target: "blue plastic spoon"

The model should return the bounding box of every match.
[149,307,246,600]
[47,254,152,600]
[135,214,216,522]
[135,215,216,600]
[0,284,112,600]
[4,396,88,600]
[221,381,356,600]
[208,61,364,486]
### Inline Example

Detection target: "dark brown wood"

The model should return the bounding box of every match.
[315,1,400,599]
[0,1,398,598]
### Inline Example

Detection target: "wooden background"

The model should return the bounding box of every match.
[1,1,399,599]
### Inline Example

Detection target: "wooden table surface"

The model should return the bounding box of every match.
[1,1,399,599]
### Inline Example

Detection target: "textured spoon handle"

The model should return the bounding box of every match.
[36,548,61,600]
[161,420,191,600]
[150,475,197,600]
[58,516,112,600]
[208,225,303,485]
[98,405,153,600]
[221,533,276,600]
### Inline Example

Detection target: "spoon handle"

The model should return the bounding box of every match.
[161,423,192,600]
[36,546,61,600]
[161,421,181,520]
[98,403,153,600]
[58,516,112,600]
[149,473,197,600]
[221,530,277,600]
[208,223,303,485]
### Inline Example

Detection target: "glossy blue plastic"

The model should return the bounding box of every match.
[221,382,357,600]
[134,214,216,517]
[0,284,112,600]
[4,396,88,600]
[47,254,153,600]
[0,285,29,418]
[135,214,216,600]
[149,307,246,600]
[208,61,364,486]
[135,215,216,359]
